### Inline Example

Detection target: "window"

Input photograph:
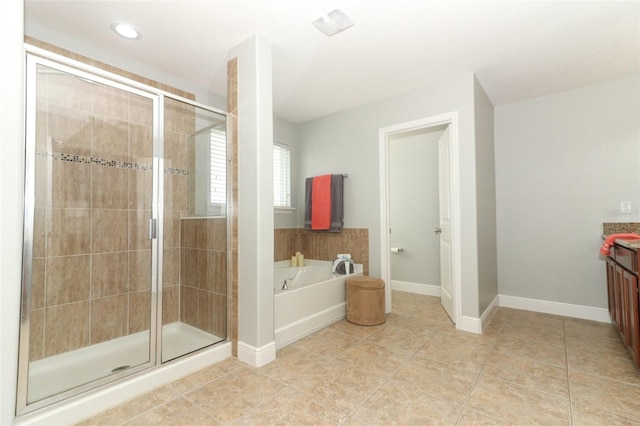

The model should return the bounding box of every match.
[209,127,226,214]
[273,143,291,208]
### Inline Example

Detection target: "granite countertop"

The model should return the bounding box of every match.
[616,239,640,249]
[602,222,640,250]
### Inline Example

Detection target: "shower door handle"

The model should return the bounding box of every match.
[149,218,157,240]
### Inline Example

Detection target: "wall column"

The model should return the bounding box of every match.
[229,35,275,367]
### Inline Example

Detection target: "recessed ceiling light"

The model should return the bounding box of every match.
[111,23,141,40]
[312,9,355,37]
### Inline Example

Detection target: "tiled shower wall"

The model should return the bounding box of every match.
[27,42,227,361]
[180,219,227,338]
[274,228,369,276]
[29,68,156,361]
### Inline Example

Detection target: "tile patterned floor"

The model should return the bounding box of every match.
[77,291,640,425]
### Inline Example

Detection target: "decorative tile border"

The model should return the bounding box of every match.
[36,150,188,175]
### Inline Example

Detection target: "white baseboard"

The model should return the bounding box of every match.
[274,303,345,350]
[390,280,441,297]
[237,340,276,368]
[499,294,611,323]
[481,295,500,331]
[460,316,482,334]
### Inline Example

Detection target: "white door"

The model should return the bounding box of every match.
[438,128,454,321]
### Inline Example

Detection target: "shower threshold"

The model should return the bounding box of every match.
[27,322,222,404]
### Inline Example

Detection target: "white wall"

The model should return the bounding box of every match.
[474,76,498,313]
[298,73,483,317]
[1,1,24,423]
[495,75,640,308]
[273,117,299,229]
[389,127,443,285]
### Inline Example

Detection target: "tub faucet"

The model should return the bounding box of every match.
[282,270,302,290]
[282,279,291,291]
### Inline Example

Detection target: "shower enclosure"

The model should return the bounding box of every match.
[17,49,229,414]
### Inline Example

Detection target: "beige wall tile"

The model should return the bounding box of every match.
[29,308,45,362]
[34,156,48,209]
[129,169,152,210]
[129,96,153,127]
[52,160,91,209]
[129,249,151,291]
[163,248,180,287]
[92,84,129,122]
[47,105,92,156]
[92,165,129,209]
[44,301,90,356]
[128,290,151,334]
[31,258,45,309]
[92,251,128,298]
[181,248,198,287]
[91,294,128,344]
[46,72,93,112]
[164,210,184,249]
[162,285,179,325]
[180,285,199,327]
[92,209,128,253]
[164,130,187,172]
[48,208,91,256]
[213,251,227,295]
[164,174,187,210]
[32,208,46,258]
[45,254,90,305]
[197,290,226,337]
[181,219,196,249]
[128,209,151,251]
[91,116,129,161]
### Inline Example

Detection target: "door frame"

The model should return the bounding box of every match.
[378,112,462,328]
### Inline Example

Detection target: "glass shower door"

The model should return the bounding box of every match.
[18,57,157,411]
[161,98,227,362]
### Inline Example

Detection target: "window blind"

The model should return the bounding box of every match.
[209,128,226,206]
[273,143,290,207]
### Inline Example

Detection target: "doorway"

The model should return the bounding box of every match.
[379,113,462,327]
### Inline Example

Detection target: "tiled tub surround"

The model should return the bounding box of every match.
[274,228,369,276]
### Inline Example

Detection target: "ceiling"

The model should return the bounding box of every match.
[24,0,640,123]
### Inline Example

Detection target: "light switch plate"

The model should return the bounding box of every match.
[621,201,632,213]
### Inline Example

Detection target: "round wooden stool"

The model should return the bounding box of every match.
[346,276,386,326]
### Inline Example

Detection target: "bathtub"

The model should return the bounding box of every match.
[273,259,363,348]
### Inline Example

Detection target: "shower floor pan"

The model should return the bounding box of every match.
[27,322,222,403]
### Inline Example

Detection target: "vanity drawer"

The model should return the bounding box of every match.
[615,245,638,273]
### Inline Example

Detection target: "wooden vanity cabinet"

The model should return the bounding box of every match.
[606,243,640,367]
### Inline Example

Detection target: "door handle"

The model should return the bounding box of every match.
[149,218,157,240]
[434,227,442,234]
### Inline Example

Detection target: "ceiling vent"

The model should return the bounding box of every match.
[312,9,355,36]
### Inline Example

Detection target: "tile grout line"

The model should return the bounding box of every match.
[564,319,575,426]
[453,321,500,425]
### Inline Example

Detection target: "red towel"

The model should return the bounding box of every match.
[600,233,640,256]
[311,174,332,230]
